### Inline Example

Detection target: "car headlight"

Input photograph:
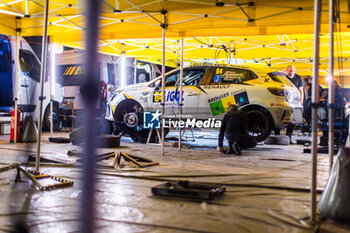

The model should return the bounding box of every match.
[268,87,289,97]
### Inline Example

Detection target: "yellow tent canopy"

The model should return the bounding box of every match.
[0,0,349,39]
[0,0,349,83]
[61,34,350,82]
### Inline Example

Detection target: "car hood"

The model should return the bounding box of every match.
[124,82,150,90]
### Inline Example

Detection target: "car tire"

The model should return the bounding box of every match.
[247,110,271,142]
[49,137,71,143]
[129,127,169,143]
[69,128,84,145]
[43,103,61,131]
[264,135,290,145]
[99,113,113,134]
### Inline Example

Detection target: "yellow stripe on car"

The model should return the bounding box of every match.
[124,93,133,99]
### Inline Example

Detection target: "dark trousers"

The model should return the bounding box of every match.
[274,123,295,138]
[302,99,311,133]
[225,133,257,149]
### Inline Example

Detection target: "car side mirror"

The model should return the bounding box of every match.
[154,81,161,91]
[108,86,116,93]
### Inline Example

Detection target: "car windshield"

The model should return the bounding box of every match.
[268,72,294,87]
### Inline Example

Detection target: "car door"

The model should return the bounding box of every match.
[197,67,256,120]
[151,67,207,120]
[151,71,179,117]
[180,68,208,119]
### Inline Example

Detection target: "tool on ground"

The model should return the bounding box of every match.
[117,152,159,168]
[79,151,159,168]
[152,180,226,200]
[304,146,339,154]
[15,166,73,191]
[0,164,19,173]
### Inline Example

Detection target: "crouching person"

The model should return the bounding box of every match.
[217,105,257,155]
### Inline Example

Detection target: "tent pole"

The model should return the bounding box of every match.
[50,45,53,138]
[311,0,321,224]
[178,37,184,151]
[14,18,20,144]
[328,0,335,170]
[81,0,100,231]
[35,0,49,172]
[161,13,166,156]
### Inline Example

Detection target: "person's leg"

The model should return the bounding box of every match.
[301,105,308,133]
[305,105,312,133]
[274,128,280,135]
[286,123,296,144]
[238,135,257,149]
[225,133,234,154]
[286,123,295,138]
[225,133,241,155]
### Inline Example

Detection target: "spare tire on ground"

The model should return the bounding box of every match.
[264,135,290,145]
[49,137,71,143]
[96,135,121,148]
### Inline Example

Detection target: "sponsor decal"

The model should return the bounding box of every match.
[202,85,230,90]
[234,91,249,107]
[209,91,249,116]
[153,90,184,103]
[213,75,222,83]
[215,68,224,74]
[222,71,244,82]
[209,101,225,116]
[153,91,163,102]
[166,90,184,102]
[208,93,230,103]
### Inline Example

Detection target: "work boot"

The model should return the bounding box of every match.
[234,143,242,156]
[225,146,233,154]
[226,143,241,155]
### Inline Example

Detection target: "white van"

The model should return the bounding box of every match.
[0,34,63,130]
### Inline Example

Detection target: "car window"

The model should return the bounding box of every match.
[210,67,258,85]
[181,68,206,86]
[267,72,294,87]
[19,49,40,82]
[165,72,178,87]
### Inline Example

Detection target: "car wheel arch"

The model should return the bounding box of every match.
[241,104,274,128]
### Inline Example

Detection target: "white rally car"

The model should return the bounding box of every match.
[105,64,303,143]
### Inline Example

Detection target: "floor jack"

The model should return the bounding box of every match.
[0,164,74,191]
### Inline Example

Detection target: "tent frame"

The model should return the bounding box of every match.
[310,0,321,224]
